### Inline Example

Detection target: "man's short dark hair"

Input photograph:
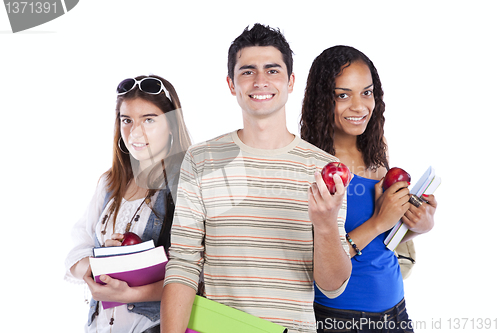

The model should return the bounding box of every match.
[227,23,294,81]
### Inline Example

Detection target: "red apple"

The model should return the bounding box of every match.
[121,232,142,246]
[382,167,411,191]
[321,162,351,194]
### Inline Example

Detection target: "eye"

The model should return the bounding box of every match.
[363,90,373,97]
[268,69,279,74]
[242,70,253,75]
[121,118,131,125]
[335,93,349,100]
[144,118,155,124]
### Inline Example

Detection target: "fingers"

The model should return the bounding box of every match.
[332,173,346,196]
[374,179,384,201]
[111,233,124,241]
[99,274,115,285]
[386,181,411,205]
[314,171,333,197]
[402,207,419,228]
[422,194,437,208]
[105,239,123,247]
[104,233,124,247]
[386,180,411,194]
[402,202,435,233]
[313,171,345,197]
[82,266,94,285]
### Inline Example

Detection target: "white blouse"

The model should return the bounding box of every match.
[64,177,160,333]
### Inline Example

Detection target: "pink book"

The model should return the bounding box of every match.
[89,246,168,309]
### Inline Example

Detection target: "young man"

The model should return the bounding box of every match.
[161,24,352,333]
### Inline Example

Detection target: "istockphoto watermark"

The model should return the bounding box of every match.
[314,317,499,331]
[316,316,414,331]
[3,0,79,33]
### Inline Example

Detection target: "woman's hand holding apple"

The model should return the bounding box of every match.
[370,179,411,234]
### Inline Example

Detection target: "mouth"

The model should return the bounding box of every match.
[344,115,368,124]
[249,94,274,101]
[130,142,149,150]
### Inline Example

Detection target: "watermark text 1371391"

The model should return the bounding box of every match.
[3,0,79,33]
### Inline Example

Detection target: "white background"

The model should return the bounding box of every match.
[1,1,499,332]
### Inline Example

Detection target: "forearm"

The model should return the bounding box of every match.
[70,257,90,280]
[313,225,351,291]
[127,280,164,303]
[345,216,385,257]
[161,283,196,333]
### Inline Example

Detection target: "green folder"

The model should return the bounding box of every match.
[188,296,288,333]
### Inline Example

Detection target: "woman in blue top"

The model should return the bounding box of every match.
[300,46,437,333]
[65,75,191,332]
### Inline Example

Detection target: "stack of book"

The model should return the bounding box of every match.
[384,166,441,251]
[89,240,168,309]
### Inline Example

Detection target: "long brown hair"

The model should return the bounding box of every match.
[300,46,388,170]
[104,74,191,229]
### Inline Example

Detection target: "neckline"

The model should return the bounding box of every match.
[122,191,158,204]
[352,173,380,182]
[231,130,300,156]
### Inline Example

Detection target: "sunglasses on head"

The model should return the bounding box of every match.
[117,77,171,102]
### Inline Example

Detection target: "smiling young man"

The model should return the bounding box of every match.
[161,24,352,333]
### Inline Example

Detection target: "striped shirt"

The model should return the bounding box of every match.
[165,131,349,333]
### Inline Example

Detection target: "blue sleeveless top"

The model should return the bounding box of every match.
[314,174,404,312]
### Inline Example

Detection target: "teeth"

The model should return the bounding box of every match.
[345,116,365,121]
[132,143,147,147]
[251,94,273,100]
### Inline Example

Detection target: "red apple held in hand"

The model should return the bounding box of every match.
[382,167,411,191]
[321,162,351,194]
[121,232,142,246]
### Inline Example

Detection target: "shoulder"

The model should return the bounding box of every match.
[383,136,390,164]
[96,173,110,195]
[186,132,239,158]
[292,137,339,164]
[180,132,241,175]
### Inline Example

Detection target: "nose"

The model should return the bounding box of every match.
[350,95,366,112]
[130,122,145,139]
[253,72,269,88]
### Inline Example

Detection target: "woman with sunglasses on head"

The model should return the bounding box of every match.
[300,46,437,333]
[64,75,191,333]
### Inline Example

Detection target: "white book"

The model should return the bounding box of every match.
[384,166,441,251]
[93,239,155,257]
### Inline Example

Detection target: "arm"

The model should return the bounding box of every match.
[161,148,205,331]
[70,257,90,280]
[344,179,411,257]
[160,283,197,333]
[65,177,107,283]
[309,172,352,292]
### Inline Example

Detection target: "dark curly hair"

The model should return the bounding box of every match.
[227,23,293,81]
[300,45,388,171]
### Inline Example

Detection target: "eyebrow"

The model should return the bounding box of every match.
[238,63,283,71]
[334,83,374,91]
[120,113,160,118]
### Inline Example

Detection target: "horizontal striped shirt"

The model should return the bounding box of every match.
[165,131,348,332]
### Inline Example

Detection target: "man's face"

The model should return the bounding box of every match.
[227,46,294,120]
